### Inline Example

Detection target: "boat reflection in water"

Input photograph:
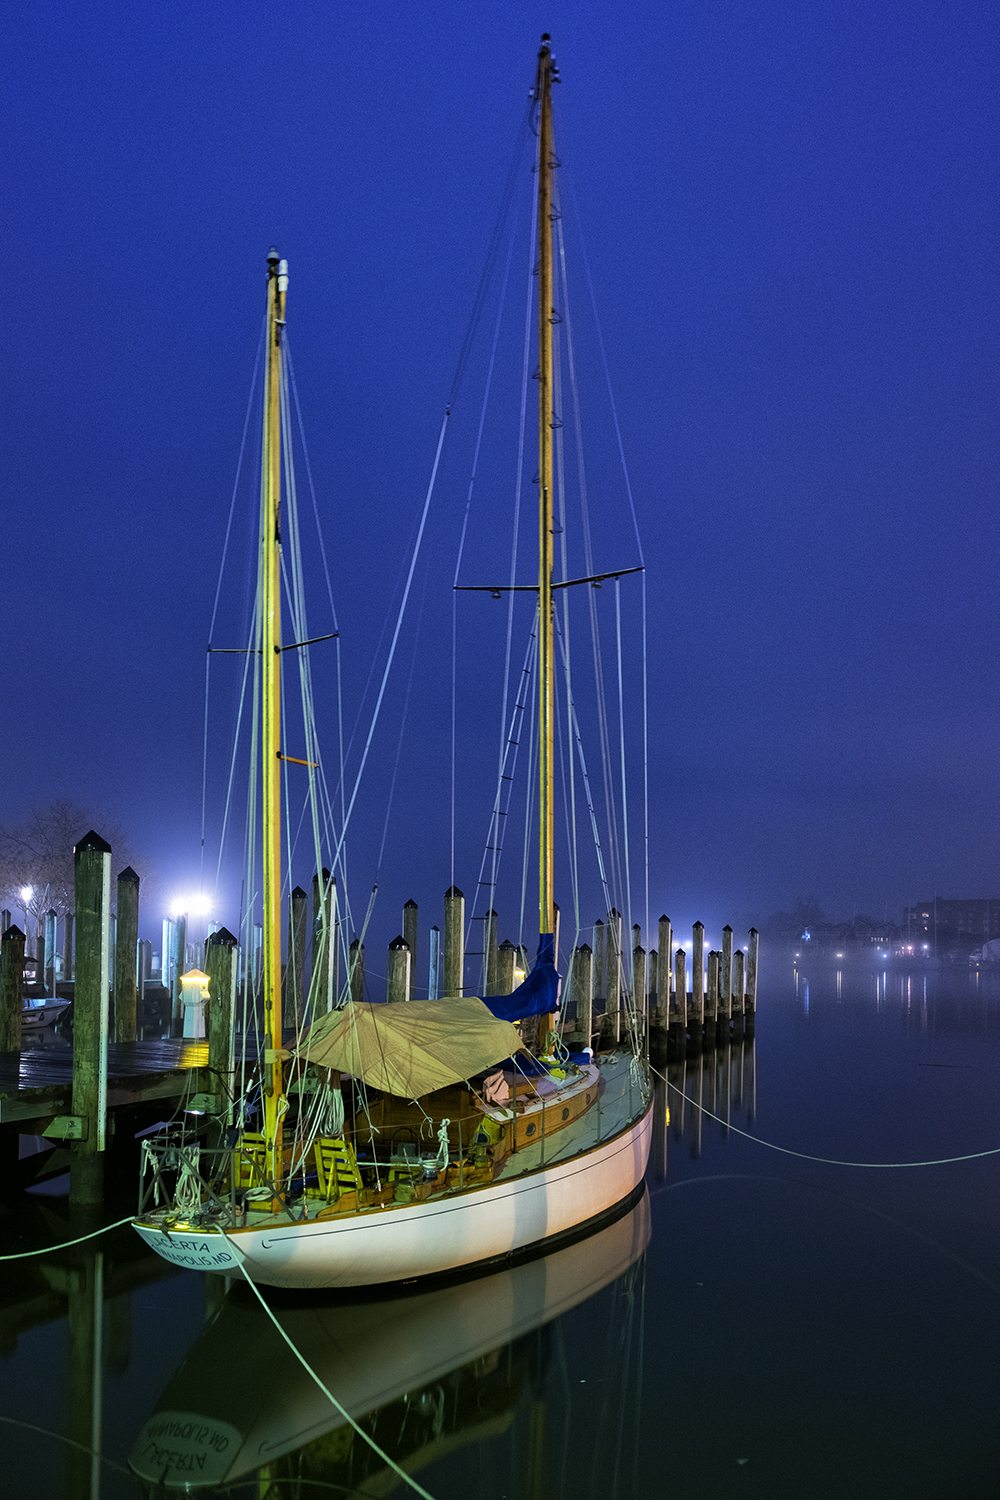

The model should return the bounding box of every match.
[130,1189,651,1492]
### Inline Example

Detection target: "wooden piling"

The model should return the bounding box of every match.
[44,908,57,993]
[733,949,746,1037]
[593,919,605,1005]
[66,1247,105,1498]
[348,938,365,1003]
[311,869,334,1011]
[672,944,687,1057]
[692,922,705,1025]
[286,885,308,1027]
[707,951,720,1039]
[656,917,672,1017]
[138,939,151,1004]
[606,909,622,1044]
[747,928,759,1032]
[429,925,440,1000]
[633,945,646,1037]
[573,943,593,1049]
[485,908,499,993]
[114,867,140,1043]
[206,927,238,1143]
[403,898,418,1001]
[0,924,25,1051]
[63,911,74,980]
[71,831,112,1205]
[721,925,733,1029]
[171,914,187,1033]
[443,886,465,997]
[387,936,411,1003]
[497,938,516,995]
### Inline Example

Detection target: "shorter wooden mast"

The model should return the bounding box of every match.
[262,247,287,1195]
[537,35,556,940]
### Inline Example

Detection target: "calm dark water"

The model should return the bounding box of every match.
[3,951,1000,1499]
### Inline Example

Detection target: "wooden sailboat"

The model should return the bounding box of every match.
[132,36,652,1290]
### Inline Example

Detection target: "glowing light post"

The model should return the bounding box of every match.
[20,886,32,946]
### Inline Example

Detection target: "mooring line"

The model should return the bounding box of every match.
[0,1416,132,1474]
[228,1247,439,1500]
[0,1215,133,1262]
[653,1066,1000,1169]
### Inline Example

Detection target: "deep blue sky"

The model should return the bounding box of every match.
[3,0,998,956]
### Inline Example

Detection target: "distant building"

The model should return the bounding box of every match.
[903,899,1000,945]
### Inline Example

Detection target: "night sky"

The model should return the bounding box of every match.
[3,1,998,959]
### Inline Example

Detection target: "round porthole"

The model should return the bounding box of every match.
[586,1093,592,1104]
[525,1123,536,1136]
[561,1107,570,1120]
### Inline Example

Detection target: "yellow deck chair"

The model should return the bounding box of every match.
[312,1137,363,1201]
[232,1131,267,1192]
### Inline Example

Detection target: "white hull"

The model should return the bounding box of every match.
[134,1095,652,1290]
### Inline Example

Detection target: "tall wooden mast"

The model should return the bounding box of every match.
[262,247,287,1191]
[536,36,556,938]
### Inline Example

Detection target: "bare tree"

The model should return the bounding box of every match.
[0,800,157,940]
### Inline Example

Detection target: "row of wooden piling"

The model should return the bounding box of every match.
[359,893,757,1062]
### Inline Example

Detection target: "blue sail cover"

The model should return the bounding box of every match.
[481,933,561,1022]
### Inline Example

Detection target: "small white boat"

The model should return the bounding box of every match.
[21,996,71,1029]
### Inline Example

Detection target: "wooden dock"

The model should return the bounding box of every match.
[0,1038,210,1128]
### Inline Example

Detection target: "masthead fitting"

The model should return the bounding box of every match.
[267,246,280,265]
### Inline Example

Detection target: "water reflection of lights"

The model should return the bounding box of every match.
[802,981,809,1015]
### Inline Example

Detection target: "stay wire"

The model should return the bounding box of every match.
[333,409,449,876]
[201,323,266,890]
[450,180,524,889]
[565,178,651,939]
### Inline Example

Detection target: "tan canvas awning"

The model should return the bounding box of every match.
[294,996,524,1098]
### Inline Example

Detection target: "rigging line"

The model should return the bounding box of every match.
[334,410,449,873]
[484,155,538,918]
[464,624,537,966]
[640,570,649,945]
[279,356,336,953]
[208,320,267,644]
[489,211,530,907]
[450,187,522,890]
[552,207,627,911]
[285,342,341,632]
[567,178,645,569]
[229,1255,440,1500]
[654,1066,1000,1168]
[201,322,265,886]
[376,568,429,873]
[447,94,535,410]
[555,620,613,912]
[614,579,634,967]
